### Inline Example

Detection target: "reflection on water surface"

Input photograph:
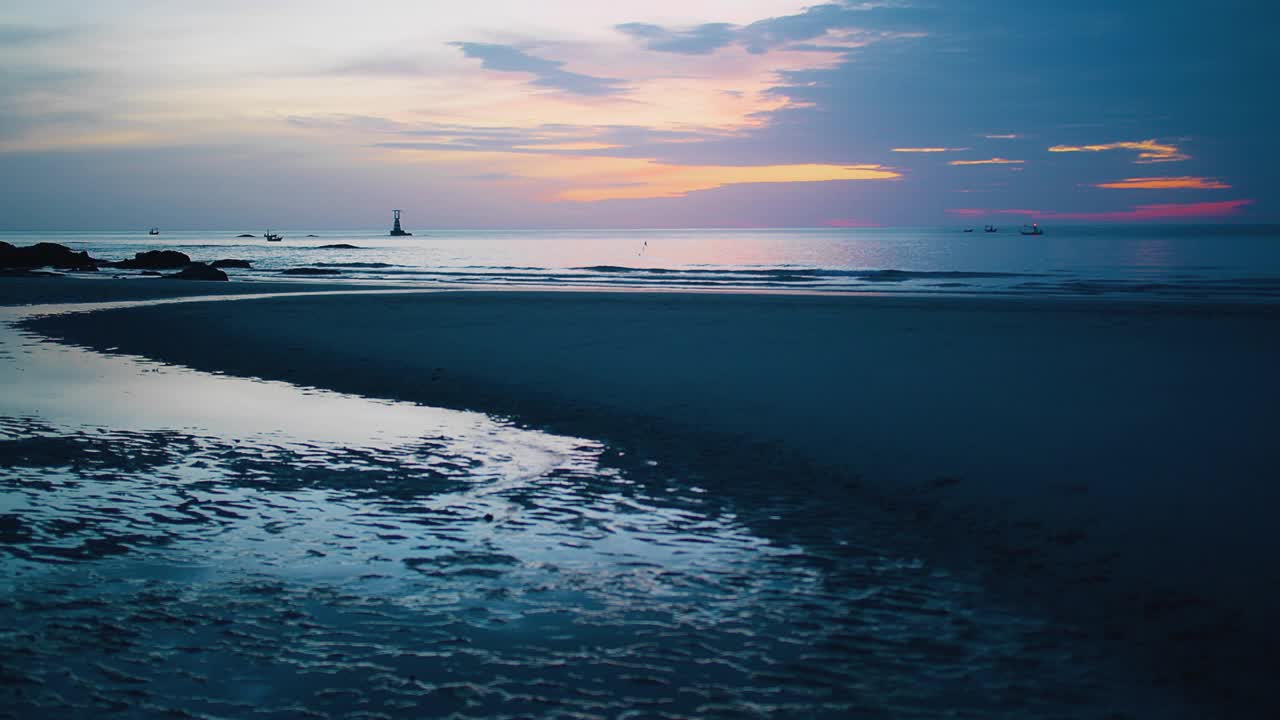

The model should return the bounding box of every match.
[0,299,1179,718]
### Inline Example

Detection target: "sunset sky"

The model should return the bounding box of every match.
[1,0,1272,228]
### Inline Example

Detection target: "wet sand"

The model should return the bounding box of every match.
[14,280,1280,712]
[0,275,375,307]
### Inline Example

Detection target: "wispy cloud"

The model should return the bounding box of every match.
[948,199,1251,221]
[512,142,622,152]
[1048,139,1188,163]
[351,119,715,157]
[320,57,427,76]
[949,157,1023,166]
[0,23,80,46]
[614,22,736,55]
[983,133,1019,139]
[1093,176,1229,190]
[892,147,968,153]
[451,42,626,96]
[616,3,917,57]
[287,114,410,133]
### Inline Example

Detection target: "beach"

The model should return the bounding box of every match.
[5,276,1277,714]
[2,0,1271,712]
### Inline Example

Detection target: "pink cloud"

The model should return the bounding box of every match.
[947,199,1253,221]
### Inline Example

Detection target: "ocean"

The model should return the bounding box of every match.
[5,224,1280,300]
[2,225,1273,717]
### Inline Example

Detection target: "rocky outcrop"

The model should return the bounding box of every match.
[235,234,256,238]
[316,244,361,249]
[0,242,100,271]
[210,259,252,269]
[165,263,228,281]
[114,250,191,269]
[281,267,342,275]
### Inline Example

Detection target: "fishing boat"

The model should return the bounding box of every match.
[1020,223,1044,236]
[148,227,160,235]
[264,231,283,242]
[984,225,998,233]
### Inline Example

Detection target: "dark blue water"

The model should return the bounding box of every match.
[5,225,1280,300]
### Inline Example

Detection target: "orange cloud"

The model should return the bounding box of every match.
[947,199,1252,221]
[891,147,967,153]
[379,145,901,202]
[558,162,902,201]
[1093,176,1229,190]
[1048,139,1188,163]
[948,157,1024,166]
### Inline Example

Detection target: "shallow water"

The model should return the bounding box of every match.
[0,298,1191,718]
[5,225,1280,301]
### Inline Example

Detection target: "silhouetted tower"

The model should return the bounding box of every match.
[390,209,412,236]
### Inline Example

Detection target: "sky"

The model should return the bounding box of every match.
[0,0,1274,229]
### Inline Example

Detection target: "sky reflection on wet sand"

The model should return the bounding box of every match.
[0,298,1192,718]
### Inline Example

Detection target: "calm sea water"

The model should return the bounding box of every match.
[6,225,1280,300]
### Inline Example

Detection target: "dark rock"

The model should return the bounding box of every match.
[165,263,228,281]
[0,242,101,271]
[115,250,191,269]
[236,234,256,238]
[316,243,361,249]
[210,259,252,269]
[305,234,320,237]
[281,267,342,275]
[140,271,163,277]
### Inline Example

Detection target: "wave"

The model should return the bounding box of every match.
[281,264,1041,286]
[570,266,1037,282]
[312,262,406,268]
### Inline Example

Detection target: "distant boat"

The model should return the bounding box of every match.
[264,230,283,242]
[963,228,974,233]
[984,225,998,233]
[148,227,160,235]
[1020,223,1044,236]
[389,209,413,237]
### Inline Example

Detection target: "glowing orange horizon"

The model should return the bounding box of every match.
[555,162,903,202]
